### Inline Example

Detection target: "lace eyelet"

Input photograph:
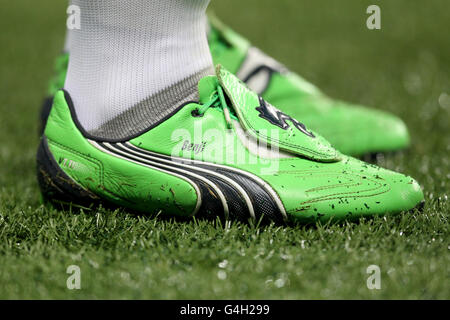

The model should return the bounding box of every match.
[191,109,203,118]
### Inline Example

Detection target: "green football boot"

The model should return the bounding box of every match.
[207,15,411,156]
[38,66,423,223]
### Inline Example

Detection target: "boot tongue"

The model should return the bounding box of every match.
[215,65,340,162]
[198,75,220,104]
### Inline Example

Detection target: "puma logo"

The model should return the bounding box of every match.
[255,97,315,138]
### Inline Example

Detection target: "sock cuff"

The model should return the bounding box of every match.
[88,66,214,140]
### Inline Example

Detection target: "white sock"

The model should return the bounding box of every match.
[65,0,213,139]
[63,26,72,53]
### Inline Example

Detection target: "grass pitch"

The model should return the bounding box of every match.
[0,0,448,299]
